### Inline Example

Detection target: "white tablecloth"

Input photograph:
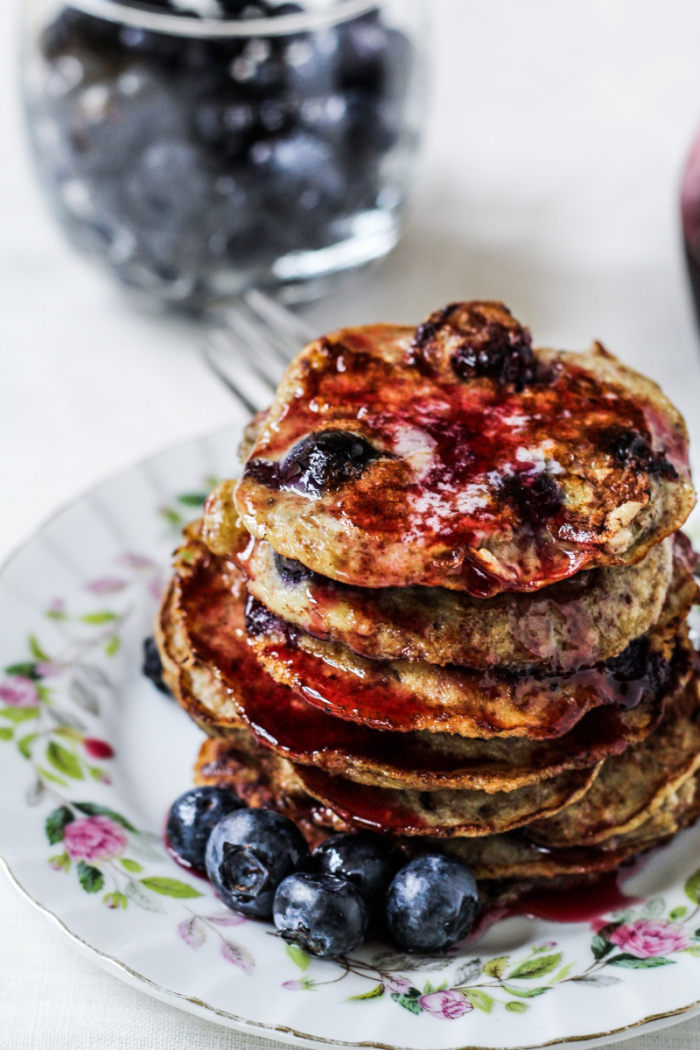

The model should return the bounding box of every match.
[4,1,700,1046]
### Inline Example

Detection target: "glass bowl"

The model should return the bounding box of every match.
[22,0,430,307]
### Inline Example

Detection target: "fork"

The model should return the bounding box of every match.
[202,289,316,415]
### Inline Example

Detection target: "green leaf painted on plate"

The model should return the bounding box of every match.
[285,943,310,972]
[501,984,550,999]
[551,964,572,983]
[685,868,700,904]
[73,803,136,832]
[105,636,121,657]
[139,877,202,899]
[45,609,67,621]
[508,953,561,980]
[0,707,39,723]
[177,493,208,507]
[391,991,422,1015]
[670,906,688,921]
[0,728,13,741]
[483,955,508,978]
[348,984,384,1001]
[81,612,118,625]
[45,806,74,845]
[464,989,493,1013]
[591,929,617,961]
[17,733,38,758]
[38,766,68,787]
[119,858,143,874]
[47,741,83,779]
[606,954,674,969]
[77,861,104,894]
[29,635,50,662]
[160,507,182,526]
[505,1001,529,1013]
[4,662,40,679]
[55,726,84,743]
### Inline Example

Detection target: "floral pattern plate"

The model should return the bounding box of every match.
[2,421,700,1050]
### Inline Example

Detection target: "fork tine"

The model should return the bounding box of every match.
[243,288,315,358]
[223,308,288,386]
[203,291,315,410]
[202,324,274,415]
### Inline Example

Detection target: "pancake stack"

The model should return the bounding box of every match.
[157,301,700,896]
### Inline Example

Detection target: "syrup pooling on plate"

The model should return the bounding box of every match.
[233,302,695,594]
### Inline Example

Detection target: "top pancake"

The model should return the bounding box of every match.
[228,302,694,594]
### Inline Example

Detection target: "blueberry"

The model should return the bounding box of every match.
[249,131,348,237]
[274,872,368,957]
[274,552,315,585]
[450,322,536,388]
[142,637,171,695]
[598,426,677,480]
[167,786,245,871]
[312,832,397,917]
[281,430,383,496]
[118,139,213,269]
[385,854,479,953]
[205,809,310,917]
[337,12,388,93]
[501,471,563,528]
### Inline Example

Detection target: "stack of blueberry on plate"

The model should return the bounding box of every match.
[153,299,700,957]
[26,0,415,299]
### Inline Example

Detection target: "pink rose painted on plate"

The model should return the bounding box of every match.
[0,676,39,707]
[609,920,690,958]
[63,816,127,862]
[419,990,473,1020]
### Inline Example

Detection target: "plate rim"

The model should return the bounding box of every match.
[2,425,700,1050]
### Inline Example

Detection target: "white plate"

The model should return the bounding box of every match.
[2,422,700,1050]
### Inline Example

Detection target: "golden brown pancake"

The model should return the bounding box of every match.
[220,302,694,595]
[291,763,602,837]
[247,580,694,739]
[236,529,676,671]
[525,678,700,848]
[157,530,691,791]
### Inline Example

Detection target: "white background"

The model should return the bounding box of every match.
[3,1,700,1047]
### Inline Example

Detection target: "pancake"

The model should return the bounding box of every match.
[194,732,700,881]
[292,763,602,837]
[525,678,700,848]
[194,729,328,851]
[246,579,694,739]
[288,678,700,840]
[157,531,689,791]
[436,772,700,880]
[237,530,678,670]
[223,302,694,595]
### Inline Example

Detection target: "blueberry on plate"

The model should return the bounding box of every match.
[166,786,245,872]
[385,854,479,952]
[274,871,368,957]
[205,809,310,918]
[142,636,171,695]
[312,832,397,917]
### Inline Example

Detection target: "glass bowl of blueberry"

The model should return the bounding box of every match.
[22,0,429,307]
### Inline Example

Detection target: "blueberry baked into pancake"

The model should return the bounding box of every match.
[155,302,700,957]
